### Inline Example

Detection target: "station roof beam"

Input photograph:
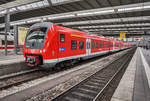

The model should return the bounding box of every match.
[59,16,150,26]
[47,0,83,6]
[0,1,150,23]
[73,23,150,29]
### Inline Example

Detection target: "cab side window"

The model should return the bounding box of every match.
[60,34,65,42]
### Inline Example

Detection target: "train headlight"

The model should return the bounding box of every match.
[40,50,42,53]
[43,49,46,53]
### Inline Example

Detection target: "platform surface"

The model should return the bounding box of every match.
[0,53,24,66]
[141,48,150,67]
[111,47,150,101]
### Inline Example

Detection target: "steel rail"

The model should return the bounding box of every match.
[51,48,135,101]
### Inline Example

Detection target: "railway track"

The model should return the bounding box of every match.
[0,69,50,90]
[0,68,39,80]
[0,49,130,92]
[52,48,136,101]
[0,50,118,91]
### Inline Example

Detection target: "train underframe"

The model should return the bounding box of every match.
[25,48,128,69]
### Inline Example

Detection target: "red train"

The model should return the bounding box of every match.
[23,22,131,68]
[0,39,22,52]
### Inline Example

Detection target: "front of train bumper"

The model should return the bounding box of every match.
[26,55,41,67]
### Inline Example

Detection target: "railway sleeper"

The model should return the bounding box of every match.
[77,88,98,94]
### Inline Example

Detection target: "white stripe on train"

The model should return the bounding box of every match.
[43,48,122,64]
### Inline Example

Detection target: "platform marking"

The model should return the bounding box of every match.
[139,48,150,88]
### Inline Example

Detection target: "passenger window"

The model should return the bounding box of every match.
[96,42,99,49]
[92,42,95,49]
[71,40,77,50]
[60,34,65,42]
[99,43,101,48]
[79,41,84,49]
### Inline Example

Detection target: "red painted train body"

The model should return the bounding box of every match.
[23,22,131,68]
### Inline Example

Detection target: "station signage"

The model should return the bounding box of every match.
[18,27,29,45]
[120,32,126,39]
[134,37,144,41]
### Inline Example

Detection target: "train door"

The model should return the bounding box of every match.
[113,41,115,50]
[108,41,111,52]
[86,38,91,56]
[58,32,66,59]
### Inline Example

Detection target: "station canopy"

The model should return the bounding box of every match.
[0,0,150,37]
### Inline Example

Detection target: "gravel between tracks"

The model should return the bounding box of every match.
[0,50,129,100]
[25,50,130,101]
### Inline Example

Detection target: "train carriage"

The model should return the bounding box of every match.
[23,22,131,68]
[0,36,23,53]
[0,36,15,53]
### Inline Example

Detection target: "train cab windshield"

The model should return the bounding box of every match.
[25,27,47,49]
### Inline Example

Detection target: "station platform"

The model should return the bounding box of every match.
[0,53,24,66]
[0,52,33,77]
[111,47,150,101]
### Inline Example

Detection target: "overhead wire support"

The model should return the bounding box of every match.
[13,25,18,54]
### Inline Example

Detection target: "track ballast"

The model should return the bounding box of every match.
[52,48,136,101]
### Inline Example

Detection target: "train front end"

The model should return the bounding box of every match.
[23,22,53,67]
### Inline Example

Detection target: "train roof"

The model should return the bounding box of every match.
[30,22,53,30]
[55,24,111,41]
[30,22,130,44]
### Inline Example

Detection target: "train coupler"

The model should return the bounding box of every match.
[26,56,41,67]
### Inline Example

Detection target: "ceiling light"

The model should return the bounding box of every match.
[143,5,150,9]
[77,10,114,16]
[0,10,6,14]
[118,5,150,12]
[118,6,143,11]
[17,5,26,10]
[75,23,150,29]
[9,8,17,12]
[27,18,41,23]
[11,21,26,26]
[48,14,75,20]
[50,0,82,6]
